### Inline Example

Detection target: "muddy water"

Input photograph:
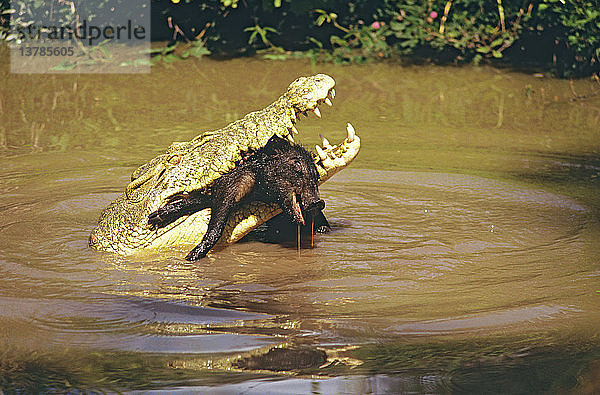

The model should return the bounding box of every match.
[1,50,599,392]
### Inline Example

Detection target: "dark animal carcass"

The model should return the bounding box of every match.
[148,136,328,260]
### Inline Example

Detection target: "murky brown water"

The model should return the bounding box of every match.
[1,48,599,393]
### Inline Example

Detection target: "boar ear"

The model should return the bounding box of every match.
[264,135,289,154]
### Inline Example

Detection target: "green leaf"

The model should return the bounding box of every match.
[134,58,151,66]
[190,45,210,57]
[389,21,403,30]
[492,50,503,58]
[273,0,281,7]
[263,53,288,60]
[248,30,257,44]
[163,54,178,63]
[330,35,347,46]
[308,37,323,48]
[143,47,170,54]
[399,39,418,48]
[490,38,504,48]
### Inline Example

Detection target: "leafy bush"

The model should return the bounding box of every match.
[532,0,600,77]
[2,0,598,77]
[304,0,599,77]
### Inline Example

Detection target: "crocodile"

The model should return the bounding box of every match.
[89,74,361,255]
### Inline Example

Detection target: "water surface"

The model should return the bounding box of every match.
[1,52,599,393]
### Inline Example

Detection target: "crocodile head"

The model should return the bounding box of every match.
[89,74,360,254]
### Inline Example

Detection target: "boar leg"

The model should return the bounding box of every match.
[148,194,210,229]
[186,171,256,261]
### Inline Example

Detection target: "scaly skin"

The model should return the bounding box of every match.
[89,74,360,255]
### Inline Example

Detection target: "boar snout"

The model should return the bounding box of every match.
[305,199,325,214]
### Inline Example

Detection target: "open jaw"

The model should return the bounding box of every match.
[88,74,360,255]
[147,85,361,252]
[284,82,360,174]
[281,82,361,183]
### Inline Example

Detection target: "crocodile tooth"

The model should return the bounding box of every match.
[313,107,321,118]
[315,145,327,161]
[287,134,295,143]
[330,88,336,99]
[324,97,333,106]
[319,134,331,148]
[346,122,355,142]
[291,125,299,134]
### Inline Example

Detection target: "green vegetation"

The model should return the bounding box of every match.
[1,0,599,77]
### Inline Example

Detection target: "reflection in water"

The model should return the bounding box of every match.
[0,54,599,392]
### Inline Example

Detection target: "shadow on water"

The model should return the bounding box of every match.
[1,51,599,392]
[2,332,599,393]
[508,152,600,219]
